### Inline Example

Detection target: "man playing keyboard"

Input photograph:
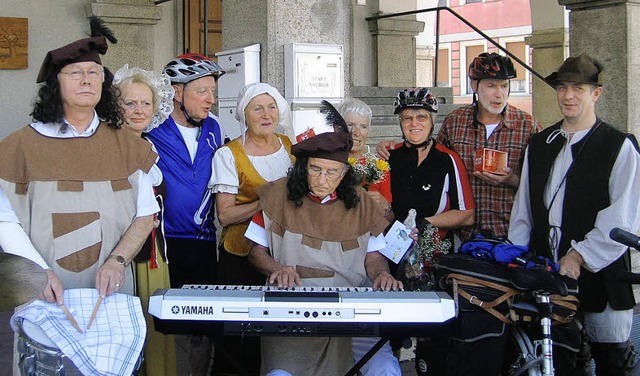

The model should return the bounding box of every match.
[246,125,403,376]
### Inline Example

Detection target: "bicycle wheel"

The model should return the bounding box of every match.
[504,325,542,376]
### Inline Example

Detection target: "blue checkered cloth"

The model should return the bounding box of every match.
[11,288,146,376]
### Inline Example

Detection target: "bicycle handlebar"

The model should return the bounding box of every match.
[610,228,640,249]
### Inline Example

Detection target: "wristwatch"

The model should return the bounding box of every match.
[107,254,127,267]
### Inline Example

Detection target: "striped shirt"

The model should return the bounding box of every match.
[436,104,541,241]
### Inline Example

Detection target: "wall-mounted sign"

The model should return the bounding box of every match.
[0,17,28,69]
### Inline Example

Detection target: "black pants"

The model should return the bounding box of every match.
[166,237,217,288]
[211,246,262,376]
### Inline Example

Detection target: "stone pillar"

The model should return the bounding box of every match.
[559,0,640,136]
[526,29,567,127]
[368,16,425,87]
[85,0,163,71]
[221,0,350,96]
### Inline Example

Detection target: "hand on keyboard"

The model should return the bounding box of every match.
[269,265,301,289]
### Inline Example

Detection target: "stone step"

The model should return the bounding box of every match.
[368,103,460,117]
[351,85,453,100]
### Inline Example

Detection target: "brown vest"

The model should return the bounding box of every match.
[219,134,292,256]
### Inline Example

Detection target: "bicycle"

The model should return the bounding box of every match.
[505,227,640,376]
[504,272,579,376]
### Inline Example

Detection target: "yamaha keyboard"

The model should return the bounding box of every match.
[149,285,456,337]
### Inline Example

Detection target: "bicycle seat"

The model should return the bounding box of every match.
[509,267,569,296]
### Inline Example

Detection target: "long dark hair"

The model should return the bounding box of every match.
[31,66,123,129]
[286,155,361,209]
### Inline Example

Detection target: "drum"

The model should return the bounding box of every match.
[17,318,66,376]
[16,318,144,376]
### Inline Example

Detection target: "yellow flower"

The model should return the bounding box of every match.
[376,159,390,172]
[348,157,357,166]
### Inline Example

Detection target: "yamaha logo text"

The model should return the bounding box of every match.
[177,305,215,315]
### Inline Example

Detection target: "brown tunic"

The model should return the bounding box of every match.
[256,178,389,376]
[0,124,156,294]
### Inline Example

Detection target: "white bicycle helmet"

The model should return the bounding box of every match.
[163,53,225,84]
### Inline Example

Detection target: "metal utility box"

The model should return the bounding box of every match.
[284,43,343,140]
[216,44,261,140]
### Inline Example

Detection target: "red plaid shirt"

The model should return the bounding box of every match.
[436,104,541,241]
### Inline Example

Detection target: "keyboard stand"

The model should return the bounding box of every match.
[345,336,389,376]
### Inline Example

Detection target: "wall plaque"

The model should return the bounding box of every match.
[0,17,28,69]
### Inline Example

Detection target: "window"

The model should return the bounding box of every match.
[465,45,484,94]
[437,48,450,87]
[465,0,483,3]
[505,41,528,93]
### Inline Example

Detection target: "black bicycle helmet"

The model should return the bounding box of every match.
[393,87,438,115]
[468,53,516,81]
[163,53,225,84]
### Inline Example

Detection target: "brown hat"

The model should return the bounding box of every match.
[36,36,108,83]
[291,131,353,164]
[545,54,604,88]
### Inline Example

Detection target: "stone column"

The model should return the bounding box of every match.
[559,0,640,136]
[368,15,425,87]
[85,0,163,71]
[526,29,567,127]
[221,0,350,96]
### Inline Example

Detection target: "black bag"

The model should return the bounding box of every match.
[436,253,519,324]
[436,253,579,325]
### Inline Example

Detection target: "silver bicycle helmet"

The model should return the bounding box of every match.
[163,53,225,84]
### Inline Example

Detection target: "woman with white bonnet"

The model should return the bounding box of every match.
[209,82,294,374]
[113,64,177,376]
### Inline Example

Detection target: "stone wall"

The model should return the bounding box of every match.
[0,0,177,140]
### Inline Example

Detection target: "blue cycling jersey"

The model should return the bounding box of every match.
[147,115,223,241]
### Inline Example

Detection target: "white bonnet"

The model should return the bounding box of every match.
[235,83,294,144]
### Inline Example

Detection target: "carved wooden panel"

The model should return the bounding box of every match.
[0,17,28,69]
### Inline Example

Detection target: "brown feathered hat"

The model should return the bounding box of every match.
[36,16,117,83]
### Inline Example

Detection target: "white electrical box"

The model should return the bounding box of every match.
[216,44,261,140]
[284,43,343,100]
[284,43,343,140]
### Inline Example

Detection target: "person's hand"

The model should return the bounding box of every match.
[268,266,301,289]
[558,249,584,280]
[375,140,399,161]
[95,261,125,297]
[372,271,403,291]
[472,166,516,187]
[39,269,64,304]
[408,227,419,241]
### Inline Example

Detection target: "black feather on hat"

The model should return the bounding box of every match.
[36,16,117,83]
[89,16,117,43]
[320,100,350,133]
[291,100,353,163]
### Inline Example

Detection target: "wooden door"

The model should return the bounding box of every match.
[184,0,222,60]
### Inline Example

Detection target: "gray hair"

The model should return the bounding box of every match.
[338,98,372,125]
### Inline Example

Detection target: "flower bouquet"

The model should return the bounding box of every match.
[397,218,452,291]
[348,152,390,191]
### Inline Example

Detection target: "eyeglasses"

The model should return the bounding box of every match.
[400,113,432,125]
[59,68,103,81]
[307,165,346,181]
